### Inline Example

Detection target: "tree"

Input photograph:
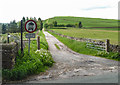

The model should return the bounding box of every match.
[9,20,18,33]
[38,18,41,21]
[53,21,57,27]
[40,21,43,30]
[34,17,37,22]
[79,21,82,28]
[18,21,21,32]
[44,23,49,29]
[22,17,26,31]
[26,17,29,21]
[2,24,6,34]
[38,18,43,30]
[22,17,26,22]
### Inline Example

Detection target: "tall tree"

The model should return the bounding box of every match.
[38,18,43,30]
[2,24,6,34]
[22,17,26,22]
[22,17,26,31]
[79,21,82,28]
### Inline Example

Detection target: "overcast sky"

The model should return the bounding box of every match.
[0,0,119,23]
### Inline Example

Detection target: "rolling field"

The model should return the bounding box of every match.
[44,16,118,45]
[51,28,118,45]
[45,16,119,60]
[45,16,118,28]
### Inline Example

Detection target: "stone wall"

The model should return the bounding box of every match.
[2,42,18,69]
[109,44,120,52]
[48,30,120,53]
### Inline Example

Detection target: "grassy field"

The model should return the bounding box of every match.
[51,28,118,45]
[45,16,118,28]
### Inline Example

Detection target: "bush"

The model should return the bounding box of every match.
[44,23,49,29]
[2,47,54,81]
[95,51,120,60]
[66,24,75,27]
[53,21,57,27]
[48,24,54,29]
[75,23,79,28]
[57,24,65,27]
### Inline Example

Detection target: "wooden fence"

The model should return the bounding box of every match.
[86,39,110,52]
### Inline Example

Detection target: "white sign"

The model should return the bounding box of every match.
[25,33,35,38]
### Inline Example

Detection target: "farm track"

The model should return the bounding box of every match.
[23,31,118,83]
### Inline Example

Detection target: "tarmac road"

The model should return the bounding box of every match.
[27,72,118,83]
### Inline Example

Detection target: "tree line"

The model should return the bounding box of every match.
[44,21,82,29]
[2,17,43,34]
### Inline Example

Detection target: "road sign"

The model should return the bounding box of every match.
[25,20,37,54]
[25,20,37,33]
[25,33,35,38]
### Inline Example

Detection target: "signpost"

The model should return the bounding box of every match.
[25,20,37,54]
[21,20,23,54]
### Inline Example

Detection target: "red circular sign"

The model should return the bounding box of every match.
[25,20,37,33]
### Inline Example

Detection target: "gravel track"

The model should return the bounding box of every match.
[24,31,118,83]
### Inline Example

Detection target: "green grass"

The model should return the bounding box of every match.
[54,44,60,50]
[45,16,118,28]
[84,27,118,31]
[51,28,118,45]
[49,31,98,55]
[48,31,119,61]
[2,31,54,81]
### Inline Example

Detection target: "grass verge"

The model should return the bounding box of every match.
[2,31,54,81]
[54,44,60,50]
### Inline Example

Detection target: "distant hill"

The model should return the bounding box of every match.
[45,16,118,28]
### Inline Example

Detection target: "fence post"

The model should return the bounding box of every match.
[37,36,40,50]
[106,39,110,52]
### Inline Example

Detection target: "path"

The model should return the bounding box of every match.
[25,31,118,83]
